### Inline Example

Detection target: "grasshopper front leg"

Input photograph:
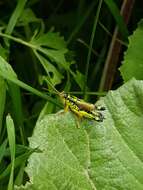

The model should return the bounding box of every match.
[64,100,69,112]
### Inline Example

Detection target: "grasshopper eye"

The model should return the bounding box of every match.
[63,93,68,99]
[60,92,68,99]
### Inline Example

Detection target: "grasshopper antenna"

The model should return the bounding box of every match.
[44,78,61,96]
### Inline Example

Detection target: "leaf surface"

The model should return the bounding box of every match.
[120,19,143,82]
[15,79,143,190]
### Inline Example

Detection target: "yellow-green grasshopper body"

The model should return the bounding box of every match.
[46,79,105,124]
[59,92,105,122]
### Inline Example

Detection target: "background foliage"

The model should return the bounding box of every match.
[0,0,143,189]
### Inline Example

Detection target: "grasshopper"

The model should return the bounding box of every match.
[46,80,105,126]
[59,92,105,123]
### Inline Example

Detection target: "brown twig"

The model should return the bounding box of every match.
[99,0,135,91]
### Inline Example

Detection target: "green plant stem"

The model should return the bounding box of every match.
[77,38,99,56]
[69,91,106,96]
[0,32,59,58]
[90,39,108,86]
[0,70,61,107]
[0,32,35,48]
[98,21,128,46]
[67,0,98,44]
[5,0,27,35]
[83,0,103,99]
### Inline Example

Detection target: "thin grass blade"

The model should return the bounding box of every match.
[6,115,16,190]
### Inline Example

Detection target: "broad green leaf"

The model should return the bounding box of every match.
[34,52,63,86]
[31,32,66,50]
[30,31,70,70]
[41,48,69,69]
[0,32,72,88]
[15,79,143,190]
[120,19,143,82]
[0,31,71,71]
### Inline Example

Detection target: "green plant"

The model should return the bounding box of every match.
[0,0,143,189]
[15,78,143,190]
[14,19,143,190]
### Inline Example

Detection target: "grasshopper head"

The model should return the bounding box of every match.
[59,91,68,99]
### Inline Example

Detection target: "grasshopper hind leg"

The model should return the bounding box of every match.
[74,115,81,128]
